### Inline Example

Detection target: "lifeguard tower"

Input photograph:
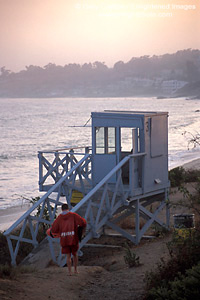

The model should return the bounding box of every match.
[92,110,169,192]
[4,110,170,266]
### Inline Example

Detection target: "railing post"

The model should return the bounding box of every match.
[69,149,74,170]
[135,199,140,245]
[6,237,16,266]
[129,157,134,196]
[65,153,69,174]
[55,152,60,182]
[142,155,146,193]
[85,147,89,154]
[85,147,89,176]
[38,152,43,191]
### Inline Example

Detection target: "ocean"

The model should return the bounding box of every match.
[0,97,200,209]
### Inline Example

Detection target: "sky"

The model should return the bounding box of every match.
[0,0,199,72]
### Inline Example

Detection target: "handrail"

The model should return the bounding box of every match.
[38,146,91,154]
[38,150,92,189]
[39,151,90,156]
[4,153,90,236]
[129,152,146,157]
[72,152,146,213]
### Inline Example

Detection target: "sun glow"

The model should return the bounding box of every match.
[0,0,199,71]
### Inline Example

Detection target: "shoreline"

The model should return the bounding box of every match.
[1,157,200,232]
[0,204,31,232]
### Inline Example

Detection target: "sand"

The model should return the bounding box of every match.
[181,158,200,170]
[0,204,31,232]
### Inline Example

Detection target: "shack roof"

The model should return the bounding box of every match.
[92,110,168,118]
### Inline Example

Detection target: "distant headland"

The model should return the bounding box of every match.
[0,49,200,99]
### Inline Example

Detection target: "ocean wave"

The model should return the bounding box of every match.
[0,195,32,210]
[0,154,8,160]
[0,153,37,161]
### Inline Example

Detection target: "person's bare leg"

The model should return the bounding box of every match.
[73,252,79,274]
[66,253,72,276]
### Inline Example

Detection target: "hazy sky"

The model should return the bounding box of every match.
[0,0,199,71]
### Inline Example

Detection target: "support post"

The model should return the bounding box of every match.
[135,199,140,244]
[165,188,170,228]
[38,152,43,191]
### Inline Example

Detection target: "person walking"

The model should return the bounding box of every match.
[50,203,87,275]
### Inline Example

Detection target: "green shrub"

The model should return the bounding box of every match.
[169,167,200,187]
[0,231,11,265]
[184,169,200,183]
[124,243,140,268]
[145,228,200,295]
[0,264,36,279]
[169,167,185,187]
[167,229,200,271]
[146,262,200,300]
[0,264,16,279]
[151,224,169,237]
[177,179,200,218]
[16,265,36,274]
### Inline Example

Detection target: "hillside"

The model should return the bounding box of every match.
[0,49,200,98]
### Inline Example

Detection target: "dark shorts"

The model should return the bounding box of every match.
[62,244,79,255]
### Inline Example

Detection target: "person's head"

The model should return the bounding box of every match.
[61,203,69,211]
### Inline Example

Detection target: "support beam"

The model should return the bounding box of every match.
[106,220,136,244]
[135,199,140,244]
[138,201,167,241]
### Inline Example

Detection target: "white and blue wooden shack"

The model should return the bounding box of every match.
[92,110,169,193]
[4,110,170,267]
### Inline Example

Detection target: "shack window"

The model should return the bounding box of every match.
[108,127,115,153]
[96,127,105,154]
[95,127,116,154]
[121,128,133,152]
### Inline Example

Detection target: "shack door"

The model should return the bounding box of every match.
[121,128,140,185]
[93,127,117,184]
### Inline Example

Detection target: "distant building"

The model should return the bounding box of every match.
[161,80,188,95]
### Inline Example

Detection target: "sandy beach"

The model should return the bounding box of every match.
[180,158,200,170]
[0,204,31,232]
[1,158,200,232]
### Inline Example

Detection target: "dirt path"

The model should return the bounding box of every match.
[80,235,171,300]
[0,265,105,300]
[0,235,171,300]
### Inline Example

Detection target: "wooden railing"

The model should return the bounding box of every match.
[38,146,92,192]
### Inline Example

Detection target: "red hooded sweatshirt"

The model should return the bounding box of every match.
[51,211,86,247]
